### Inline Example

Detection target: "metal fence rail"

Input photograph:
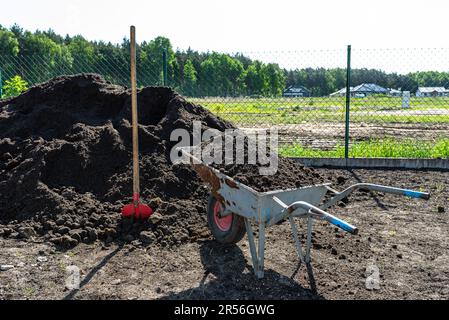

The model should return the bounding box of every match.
[1,47,448,159]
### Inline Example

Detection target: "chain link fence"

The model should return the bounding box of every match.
[1,47,448,159]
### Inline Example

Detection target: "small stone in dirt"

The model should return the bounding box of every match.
[1,265,14,271]
[68,229,83,242]
[2,228,12,238]
[57,226,70,235]
[37,256,48,263]
[140,231,154,245]
[149,197,163,208]
[336,176,347,185]
[51,235,79,248]
[105,236,114,244]
[86,227,98,242]
[131,240,141,247]
[10,232,19,239]
[111,279,122,285]
[155,287,162,294]
[17,262,25,267]
[438,206,445,213]
[18,226,36,239]
[149,212,164,225]
[104,228,116,237]
[123,234,134,242]
[331,248,338,255]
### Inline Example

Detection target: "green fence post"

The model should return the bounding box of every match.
[163,49,168,86]
[345,45,352,159]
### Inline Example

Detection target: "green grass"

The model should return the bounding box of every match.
[189,96,449,125]
[279,138,449,159]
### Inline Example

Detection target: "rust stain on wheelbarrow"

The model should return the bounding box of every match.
[192,163,226,204]
[225,179,239,189]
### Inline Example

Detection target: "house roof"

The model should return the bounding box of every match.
[352,83,388,93]
[417,87,447,93]
[284,86,310,93]
[330,84,389,96]
[330,87,353,95]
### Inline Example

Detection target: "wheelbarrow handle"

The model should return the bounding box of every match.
[322,183,430,210]
[272,198,358,235]
[307,207,358,235]
[403,189,430,200]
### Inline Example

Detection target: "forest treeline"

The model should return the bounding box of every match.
[1,24,449,97]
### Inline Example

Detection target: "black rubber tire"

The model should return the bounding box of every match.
[207,194,246,245]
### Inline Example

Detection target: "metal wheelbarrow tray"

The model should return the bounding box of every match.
[180,149,430,279]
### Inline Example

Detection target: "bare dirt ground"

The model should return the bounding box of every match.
[1,168,447,300]
[242,123,449,149]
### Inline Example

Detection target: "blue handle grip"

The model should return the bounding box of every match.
[404,190,430,200]
[328,216,359,235]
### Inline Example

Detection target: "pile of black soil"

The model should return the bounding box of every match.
[0,74,324,249]
[199,132,323,192]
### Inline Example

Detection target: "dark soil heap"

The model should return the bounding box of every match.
[0,74,323,248]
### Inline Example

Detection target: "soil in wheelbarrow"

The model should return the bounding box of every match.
[0,74,326,249]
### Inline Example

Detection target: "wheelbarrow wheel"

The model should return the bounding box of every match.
[207,195,246,245]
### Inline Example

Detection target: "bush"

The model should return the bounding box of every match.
[2,75,28,99]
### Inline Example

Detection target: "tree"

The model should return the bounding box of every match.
[19,31,73,82]
[140,36,178,86]
[244,61,265,96]
[260,63,285,97]
[0,28,19,56]
[199,53,245,96]
[183,59,197,95]
[68,35,95,61]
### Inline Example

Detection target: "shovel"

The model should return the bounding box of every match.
[122,26,153,220]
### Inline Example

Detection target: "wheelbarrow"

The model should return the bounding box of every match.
[178,148,430,279]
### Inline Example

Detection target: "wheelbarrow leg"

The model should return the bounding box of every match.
[289,217,305,264]
[244,218,266,279]
[258,221,266,279]
[306,216,314,263]
[245,218,259,277]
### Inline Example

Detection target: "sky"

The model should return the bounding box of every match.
[1,0,449,72]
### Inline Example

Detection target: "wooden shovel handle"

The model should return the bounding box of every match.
[130,26,140,199]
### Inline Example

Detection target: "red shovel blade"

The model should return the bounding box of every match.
[122,203,153,220]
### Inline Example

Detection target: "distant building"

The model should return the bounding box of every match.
[330,87,352,97]
[330,83,389,97]
[283,86,311,97]
[352,83,389,97]
[388,88,403,97]
[416,87,449,97]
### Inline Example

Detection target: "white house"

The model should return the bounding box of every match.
[283,86,311,97]
[330,83,389,97]
[388,88,403,97]
[330,87,352,97]
[416,87,449,97]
